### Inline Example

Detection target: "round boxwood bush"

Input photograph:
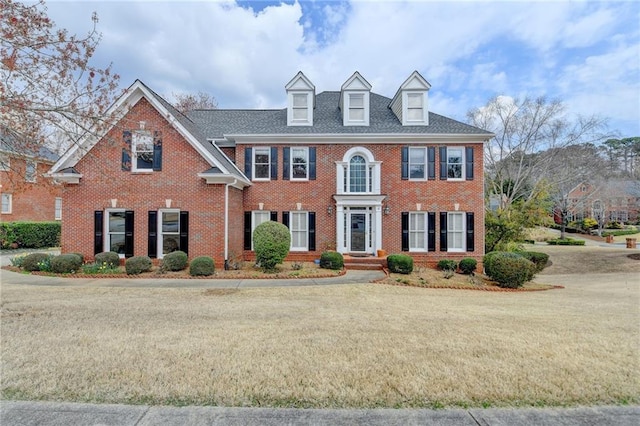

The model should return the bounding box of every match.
[319,251,344,270]
[387,254,414,274]
[51,254,83,273]
[189,256,215,276]
[21,252,52,272]
[459,258,478,275]
[437,259,458,272]
[162,250,188,271]
[487,253,535,288]
[518,251,549,273]
[253,221,291,272]
[125,255,153,275]
[70,253,85,264]
[94,251,120,268]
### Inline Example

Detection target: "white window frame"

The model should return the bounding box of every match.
[447,212,465,252]
[253,147,271,181]
[0,154,9,172]
[409,147,426,180]
[403,92,427,125]
[290,147,309,181]
[157,209,181,258]
[105,209,126,257]
[336,147,381,195]
[289,92,311,125]
[251,210,271,250]
[343,92,370,126]
[289,211,309,251]
[1,193,12,214]
[54,197,62,220]
[409,212,428,252]
[132,131,154,172]
[25,160,37,182]
[447,147,464,180]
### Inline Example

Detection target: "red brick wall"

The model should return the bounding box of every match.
[61,98,230,268]
[1,157,62,222]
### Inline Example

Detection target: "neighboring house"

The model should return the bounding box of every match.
[0,135,62,222]
[48,71,493,268]
[563,181,640,224]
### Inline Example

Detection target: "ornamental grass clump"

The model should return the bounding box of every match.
[319,251,344,270]
[125,256,153,275]
[253,221,291,273]
[94,251,120,268]
[50,254,83,274]
[161,250,188,272]
[387,254,414,274]
[189,256,215,276]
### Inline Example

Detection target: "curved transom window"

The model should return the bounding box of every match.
[349,155,367,192]
[337,147,380,195]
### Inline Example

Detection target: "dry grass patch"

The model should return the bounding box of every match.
[2,277,638,408]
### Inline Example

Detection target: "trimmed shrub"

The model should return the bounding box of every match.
[51,254,83,273]
[95,251,120,268]
[519,251,549,273]
[162,250,188,271]
[189,256,215,276]
[21,253,53,272]
[483,251,503,277]
[320,251,344,270]
[487,253,535,288]
[0,221,60,249]
[388,254,414,274]
[547,238,585,246]
[70,253,85,264]
[437,259,458,272]
[125,256,152,275]
[253,221,291,272]
[459,258,478,275]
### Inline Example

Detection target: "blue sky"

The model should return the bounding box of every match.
[45,0,640,137]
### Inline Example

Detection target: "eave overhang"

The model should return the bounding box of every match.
[223,133,494,144]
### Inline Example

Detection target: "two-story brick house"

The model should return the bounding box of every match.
[48,71,493,268]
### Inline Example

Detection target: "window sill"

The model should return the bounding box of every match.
[132,170,153,174]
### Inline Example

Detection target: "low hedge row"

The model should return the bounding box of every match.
[0,221,60,249]
[547,238,585,246]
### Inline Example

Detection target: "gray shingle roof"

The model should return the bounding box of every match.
[187,91,492,138]
[0,134,60,162]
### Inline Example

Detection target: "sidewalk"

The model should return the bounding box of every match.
[1,401,638,425]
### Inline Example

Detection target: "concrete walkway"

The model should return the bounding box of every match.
[1,400,638,425]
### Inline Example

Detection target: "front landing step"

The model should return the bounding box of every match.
[343,254,388,271]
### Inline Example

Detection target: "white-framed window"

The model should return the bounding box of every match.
[132,131,154,172]
[106,209,126,256]
[406,93,424,122]
[1,193,12,214]
[291,147,308,180]
[337,147,381,195]
[447,148,464,180]
[409,212,427,251]
[409,148,426,180]
[253,147,271,180]
[0,154,9,171]
[447,212,465,252]
[292,93,309,122]
[348,155,368,193]
[54,197,62,220]
[159,210,181,256]
[25,160,36,182]
[348,93,365,122]
[251,210,271,250]
[290,211,308,251]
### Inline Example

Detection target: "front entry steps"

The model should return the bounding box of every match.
[343,254,388,271]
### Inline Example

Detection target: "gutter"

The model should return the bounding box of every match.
[224,179,237,270]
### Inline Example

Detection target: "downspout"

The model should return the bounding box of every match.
[224,179,237,270]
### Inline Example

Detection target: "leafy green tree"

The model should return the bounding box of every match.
[253,221,291,273]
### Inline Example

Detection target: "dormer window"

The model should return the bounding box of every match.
[390,71,431,126]
[340,72,372,126]
[406,93,425,122]
[348,93,365,122]
[285,71,315,126]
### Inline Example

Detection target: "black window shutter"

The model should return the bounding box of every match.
[179,211,189,255]
[439,147,447,180]
[270,147,278,180]
[465,147,474,181]
[427,147,436,180]
[401,212,409,251]
[401,147,409,180]
[244,212,252,250]
[148,211,158,258]
[270,211,278,222]
[309,147,316,180]
[122,131,132,171]
[466,212,475,252]
[94,210,103,255]
[283,147,290,180]
[282,211,289,228]
[308,212,316,251]
[428,212,436,251]
[244,148,252,179]
[124,210,134,258]
[440,212,448,251]
[153,131,162,171]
